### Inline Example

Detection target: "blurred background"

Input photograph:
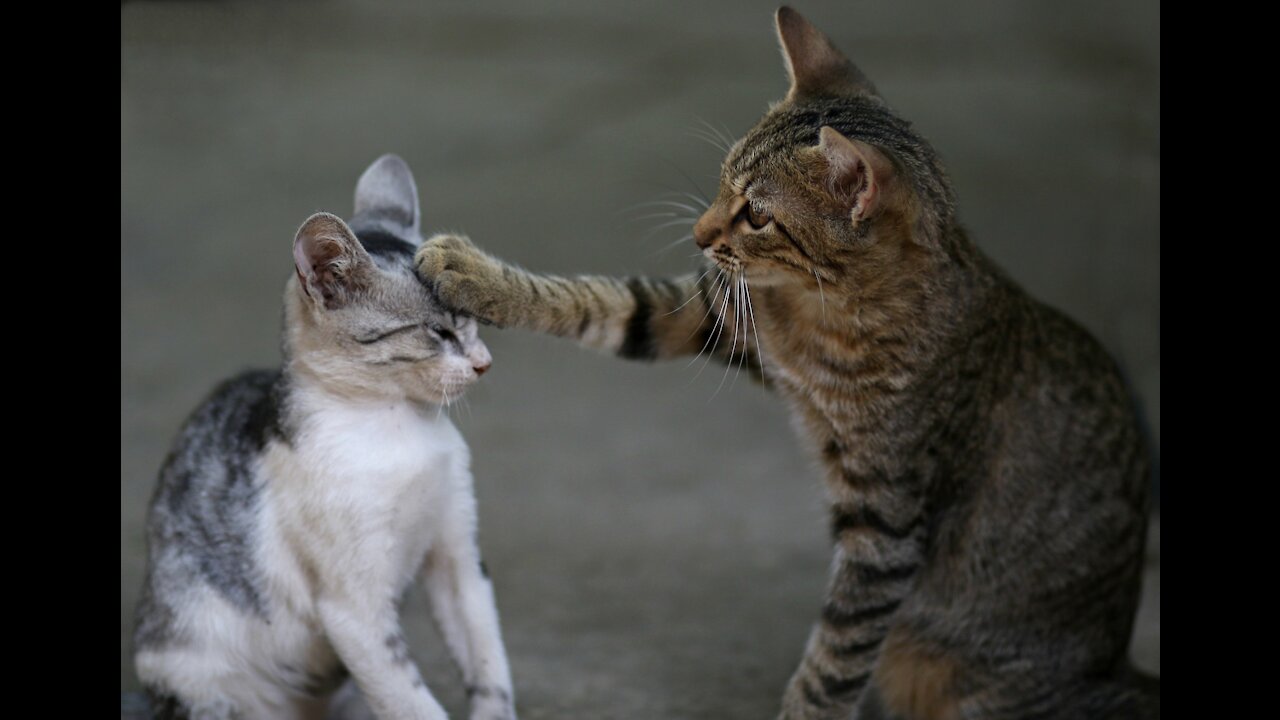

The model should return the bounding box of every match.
[121,1,1159,717]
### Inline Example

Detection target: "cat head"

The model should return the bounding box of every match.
[285,154,491,405]
[693,7,955,291]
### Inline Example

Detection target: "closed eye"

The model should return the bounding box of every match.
[428,325,458,344]
[355,324,420,344]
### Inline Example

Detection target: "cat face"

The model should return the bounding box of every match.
[287,156,491,405]
[692,9,950,289]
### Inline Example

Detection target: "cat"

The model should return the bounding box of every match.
[133,154,516,720]
[413,8,1156,720]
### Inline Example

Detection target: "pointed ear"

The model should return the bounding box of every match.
[775,7,877,99]
[292,212,370,308]
[352,153,421,238]
[817,126,894,223]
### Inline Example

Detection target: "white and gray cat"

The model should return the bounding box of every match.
[133,155,515,720]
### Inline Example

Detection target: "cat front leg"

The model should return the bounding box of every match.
[780,497,924,720]
[317,595,449,720]
[416,234,760,371]
[421,517,516,720]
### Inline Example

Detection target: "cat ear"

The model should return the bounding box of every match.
[816,126,893,223]
[292,212,371,308]
[352,153,421,239]
[775,7,877,100]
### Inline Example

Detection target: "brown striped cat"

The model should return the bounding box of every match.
[415,8,1157,720]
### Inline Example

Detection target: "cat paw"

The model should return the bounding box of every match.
[415,234,514,327]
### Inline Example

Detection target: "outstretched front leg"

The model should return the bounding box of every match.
[415,234,762,375]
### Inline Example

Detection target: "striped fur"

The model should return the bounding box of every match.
[417,8,1156,719]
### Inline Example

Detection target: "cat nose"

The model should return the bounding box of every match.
[693,216,722,249]
[473,361,491,376]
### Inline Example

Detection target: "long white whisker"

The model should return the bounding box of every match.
[694,116,736,155]
[711,274,743,398]
[813,269,827,323]
[437,381,452,421]
[742,275,765,377]
[732,275,750,386]
[653,234,693,258]
[688,128,730,154]
[642,199,704,215]
[643,218,697,235]
[718,121,737,150]
[628,211,685,222]
[673,191,710,210]
[692,270,734,380]
[665,268,714,316]
[686,271,728,352]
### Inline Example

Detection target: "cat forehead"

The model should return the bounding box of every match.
[725,98,895,178]
[345,228,442,313]
[355,228,417,270]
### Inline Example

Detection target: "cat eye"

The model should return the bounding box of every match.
[737,203,772,230]
[428,324,458,344]
[355,324,419,344]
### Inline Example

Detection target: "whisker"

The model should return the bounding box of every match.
[665,267,715,316]
[716,120,737,149]
[685,270,727,347]
[643,217,697,233]
[673,191,710,211]
[711,273,745,399]
[732,274,750,387]
[688,128,730,154]
[661,158,712,205]
[742,275,766,377]
[813,269,827,323]
[694,116,737,155]
[627,211,685,222]
[437,381,452,421]
[643,199,705,216]
[692,270,734,380]
[652,234,694,259]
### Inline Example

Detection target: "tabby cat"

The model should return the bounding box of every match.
[415,8,1155,720]
[133,155,515,720]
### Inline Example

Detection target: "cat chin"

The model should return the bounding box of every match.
[405,380,475,406]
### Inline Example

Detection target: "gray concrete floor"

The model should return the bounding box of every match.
[121,1,1159,717]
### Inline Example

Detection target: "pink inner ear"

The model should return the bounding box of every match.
[292,237,316,279]
[292,234,351,305]
[833,153,868,203]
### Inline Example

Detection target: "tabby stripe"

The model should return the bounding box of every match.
[822,598,901,628]
[829,636,882,659]
[818,671,871,699]
[800,677,829,708]
[987,685,1059,719]
[831,506,922,540]
[851,561,919,584]
[619,278,657,359]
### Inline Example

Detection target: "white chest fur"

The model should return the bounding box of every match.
[261,395,473,607]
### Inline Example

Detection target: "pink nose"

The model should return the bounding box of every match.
[473,361,491,376]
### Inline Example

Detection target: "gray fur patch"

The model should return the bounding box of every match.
[136,370,289,646]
